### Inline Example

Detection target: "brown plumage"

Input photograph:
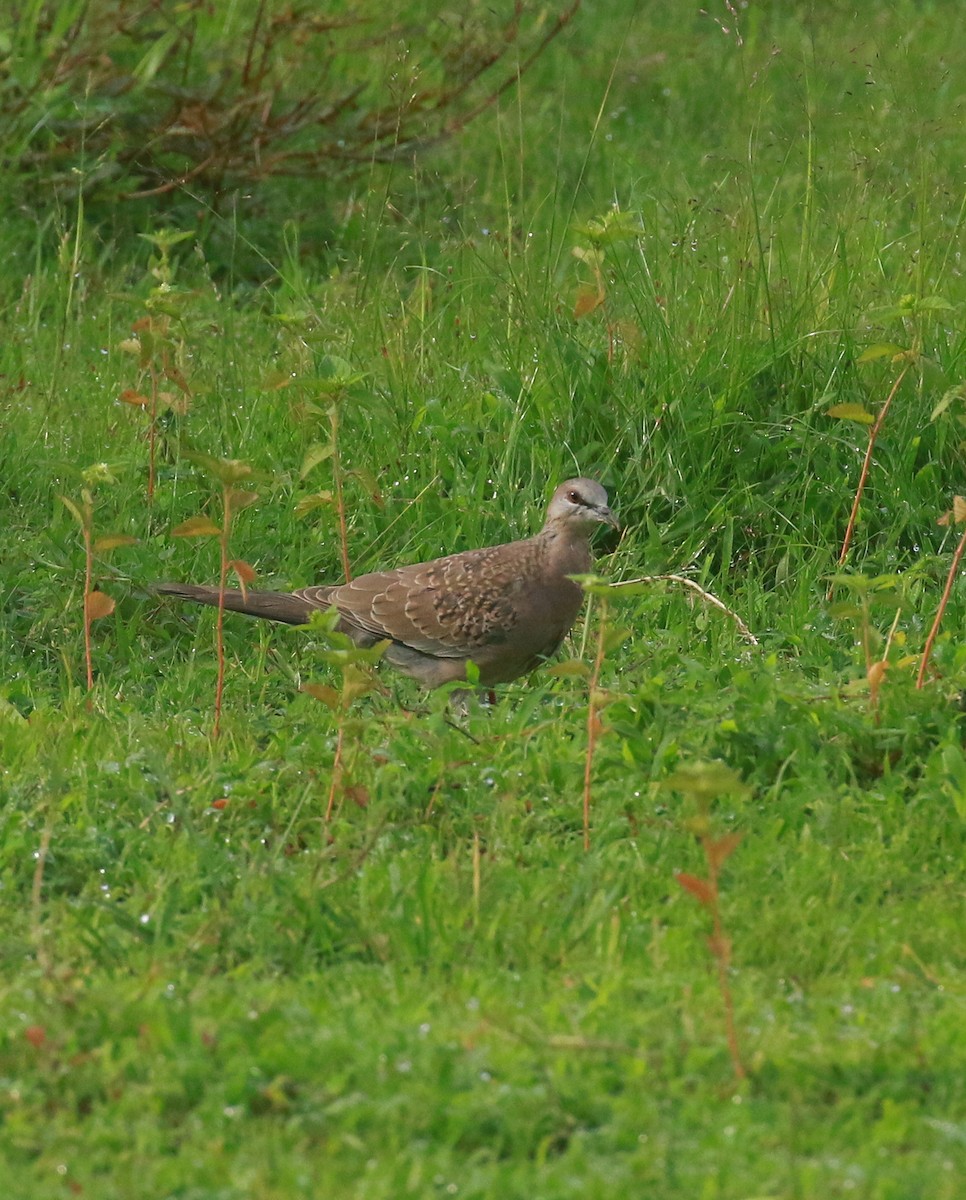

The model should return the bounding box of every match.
[156,478,618,688]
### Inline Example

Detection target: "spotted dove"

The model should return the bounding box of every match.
[156,478,618,687]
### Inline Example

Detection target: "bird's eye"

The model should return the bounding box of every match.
[567,489,581,504]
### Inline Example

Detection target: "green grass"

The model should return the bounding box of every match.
[3,2,966,1196]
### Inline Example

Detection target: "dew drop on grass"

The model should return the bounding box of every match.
[139,913,150,925]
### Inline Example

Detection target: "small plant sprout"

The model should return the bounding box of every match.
[60,463,137,691]
[300,609,388,825]
[291,355,371,584]
[826,572,910,717]
[918,496,966,690]
[171,454,263,738]
[117,230,195,505]
[570,208,645,363]
[662,760,751,1084]
[828,292,958,594]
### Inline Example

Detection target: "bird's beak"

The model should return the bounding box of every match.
[598,505,620,531]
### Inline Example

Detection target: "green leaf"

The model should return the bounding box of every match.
[59,495,87,529]
[931,384,966,422]
[300,442,335,479]
[93,534,138,552]
[826,402,875,424]
[917,294,956,312]
[294,491,334,517]
[227,489,260,513]
[661,761,751,803]
[856,343,905,363]
[545,660,590,678]
[171,516,221,538]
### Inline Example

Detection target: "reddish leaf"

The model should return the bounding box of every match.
[573,285,605,319]
[229,559,257,598]
[211,798,230,810]
[86,591,115,620]
[227,488,259,513]
[675,872,715,907]
[119,389,151,408]
[24,1025,46,1048]
[346,785,370,809]
[705,832,743,873]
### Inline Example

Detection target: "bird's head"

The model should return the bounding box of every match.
[545,478,619,533]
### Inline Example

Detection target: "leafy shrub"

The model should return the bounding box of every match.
[0,0,578,204]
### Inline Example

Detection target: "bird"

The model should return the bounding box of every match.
[156,477,618,688]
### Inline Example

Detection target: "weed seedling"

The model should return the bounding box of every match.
[662,760,751,1083]
[171,454,262,738]
[60,464,136,691]
[117,230,195,506]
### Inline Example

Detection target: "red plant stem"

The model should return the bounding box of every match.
[705,848,746,1082]
[82,523,94,690]
[834,365,910,577]
[582,599,608,852]
[917,522,966,689]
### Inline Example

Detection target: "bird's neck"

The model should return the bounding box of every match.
[541,525,592,576]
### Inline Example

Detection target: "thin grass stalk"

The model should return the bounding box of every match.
[582,598,608,852]
[212,487,232,739]
[82,521,94,690]
[331,403,352,582]
[325,725,346,824]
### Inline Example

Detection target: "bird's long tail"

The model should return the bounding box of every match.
[156,583,316,625]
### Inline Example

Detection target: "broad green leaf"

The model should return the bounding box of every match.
[227,489,259,513]
[300,442,335,478]
[93,534,137,552]
[826,402,875,424]
[917,294,956,312]
[661,760,750,802]
[302,683,341,710]
[59,495,87,529]
[294,491,334,517]
[856,343,905,363]
[171,515,221,537]
[139,229,194,250]
[931,384,966,422]
[545,660,590,678]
